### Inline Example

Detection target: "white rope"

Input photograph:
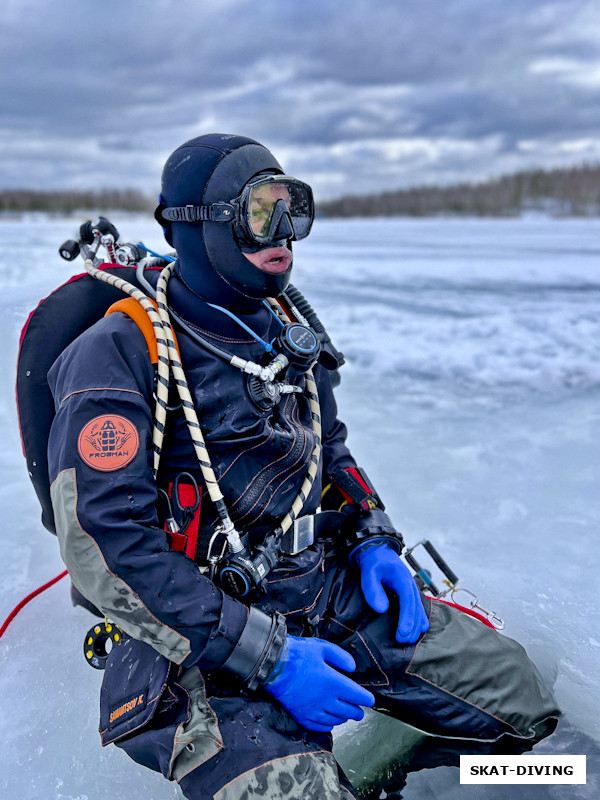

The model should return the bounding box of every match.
[154,263,228,513]
[84,259,170,477]
[85,260,323,541]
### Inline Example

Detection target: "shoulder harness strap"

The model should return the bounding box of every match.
[105,297,181,364]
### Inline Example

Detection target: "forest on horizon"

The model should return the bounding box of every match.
[318,163,600,218]
[1,163,599,218]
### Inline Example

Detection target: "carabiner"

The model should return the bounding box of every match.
[450,587,505,631]
[172,472,201,534]
[157,487,179,533]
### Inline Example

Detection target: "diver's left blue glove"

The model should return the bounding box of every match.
[354,543,429,644]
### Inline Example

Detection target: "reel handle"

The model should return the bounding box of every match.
[422,540,459,586]
[404,550,440,596]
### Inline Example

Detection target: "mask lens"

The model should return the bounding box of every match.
[246,178,313,242]
[248,183,291,237]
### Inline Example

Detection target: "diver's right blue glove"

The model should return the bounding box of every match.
[263,635,375,732]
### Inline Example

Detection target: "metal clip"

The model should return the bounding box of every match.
[450,587,505,630]
[404,539,505,630]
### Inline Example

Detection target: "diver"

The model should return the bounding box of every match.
[46,133,559,799]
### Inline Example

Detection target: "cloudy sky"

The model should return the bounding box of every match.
[1,0,599,199]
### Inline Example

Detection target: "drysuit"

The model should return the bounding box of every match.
[47,134,559,800]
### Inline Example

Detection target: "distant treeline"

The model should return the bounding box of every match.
[318,164,600,217]
[0,189,154,214]
[3,163,600,217]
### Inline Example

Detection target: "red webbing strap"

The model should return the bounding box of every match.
[432,597,496,629]
[164,482,202,560]
[334,467,376,510]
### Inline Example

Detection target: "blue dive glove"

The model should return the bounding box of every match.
[264,635,375,732]
[355,543,429,644]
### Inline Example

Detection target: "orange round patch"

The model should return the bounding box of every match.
[77,415,140,472]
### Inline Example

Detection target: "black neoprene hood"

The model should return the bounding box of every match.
[160,133,293,307]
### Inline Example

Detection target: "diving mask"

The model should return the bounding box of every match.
[155,174,314,248]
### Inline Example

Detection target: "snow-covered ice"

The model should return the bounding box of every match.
[1,215,598,799]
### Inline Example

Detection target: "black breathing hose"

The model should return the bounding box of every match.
[284,285,345,378]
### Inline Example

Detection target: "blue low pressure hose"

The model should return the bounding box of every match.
[137,243,278,354]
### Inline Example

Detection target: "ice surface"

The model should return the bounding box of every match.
[1,215,598,799]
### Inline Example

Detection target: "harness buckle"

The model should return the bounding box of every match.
[281,514,315,556]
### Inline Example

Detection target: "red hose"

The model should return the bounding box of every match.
[0,569,68,640]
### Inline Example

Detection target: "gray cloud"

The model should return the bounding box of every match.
[0,0,599,198]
